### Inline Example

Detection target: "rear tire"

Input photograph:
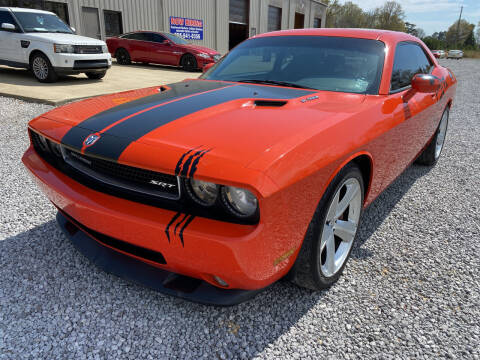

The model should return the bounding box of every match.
[115,48,131,65]
[181,53,197,71]
[289,163,365,290]
[30,53,58,83]
[85,71,107,80]
[415,107,449,166]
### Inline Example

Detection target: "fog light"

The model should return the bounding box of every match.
[213,275,229,287]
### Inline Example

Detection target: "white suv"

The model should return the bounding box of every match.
[0,7,112,82]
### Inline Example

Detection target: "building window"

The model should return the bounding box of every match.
[313,17,321,28]
[104,10,123,37]
[0,0,69,24]
[267,6,282,32]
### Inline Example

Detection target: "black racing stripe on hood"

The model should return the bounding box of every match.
[61,80,231,150]
[82,84,315,160]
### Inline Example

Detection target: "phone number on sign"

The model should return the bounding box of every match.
[178,32,202,40]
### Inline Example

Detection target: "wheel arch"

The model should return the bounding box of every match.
[114,47,127,57]
[324,152,374,206]
[28,49,51,68]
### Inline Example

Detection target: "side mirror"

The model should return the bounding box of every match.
[163,40,171,46]
[1,23,16,31]
[203,62,215,73]
[411,74,441,93]
[70,26,76,33]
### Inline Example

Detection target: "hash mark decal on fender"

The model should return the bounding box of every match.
[165,212,195,247]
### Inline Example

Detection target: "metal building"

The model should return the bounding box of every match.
[0,0,327,54]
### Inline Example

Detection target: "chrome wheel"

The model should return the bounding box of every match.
[320,178,362,277]
[435,109,449,159]
[32,56,48,80]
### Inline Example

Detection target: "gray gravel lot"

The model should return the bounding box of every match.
[1,59,479,359]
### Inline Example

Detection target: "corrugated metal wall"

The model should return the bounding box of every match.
[45,0,325,53]
[63,0,162,40]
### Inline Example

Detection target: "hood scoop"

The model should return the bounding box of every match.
[254,100,287,107]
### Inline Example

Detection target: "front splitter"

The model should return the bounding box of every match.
[56,211,264,306]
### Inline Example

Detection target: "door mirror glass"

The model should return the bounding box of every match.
[1,23,16,31]
[411,74,441,93]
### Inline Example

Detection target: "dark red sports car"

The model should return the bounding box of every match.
[106,31,221,71]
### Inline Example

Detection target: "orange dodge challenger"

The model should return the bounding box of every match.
[23,29,456,305]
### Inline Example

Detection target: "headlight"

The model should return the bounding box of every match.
[54,44,75,53]
[213,54,221,62]
[186,178,219,206]
[221,186,258,218]
[102,45,109,53]
[197,53,211,59]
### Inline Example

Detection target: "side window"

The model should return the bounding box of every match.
[0,10,18,31]
[391,42,433,91]
[151,33,166,43]
[123,33,142,40]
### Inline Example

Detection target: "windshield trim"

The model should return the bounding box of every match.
[202,35,386,96]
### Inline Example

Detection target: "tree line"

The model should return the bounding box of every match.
[324,0,479,50]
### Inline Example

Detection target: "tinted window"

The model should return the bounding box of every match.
[0,10,18,30]
[391,42,433,91]
[123,33,144,40]
[143,33,166,43]
[203,36,385,95]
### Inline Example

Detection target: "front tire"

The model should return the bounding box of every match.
[415,107,449,166]
[289,163,364,290]
[30,53,58,83]
[85,71,107,80]
[181,53,198,71]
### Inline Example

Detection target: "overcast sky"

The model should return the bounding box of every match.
[340,0,480,35]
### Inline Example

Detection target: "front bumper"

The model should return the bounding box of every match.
[22,146,296,291]
[56,211,263,305]
[51,53,112,73]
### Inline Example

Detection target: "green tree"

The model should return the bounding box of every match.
[464,30,476,49]
[372,1,406,31]
[446,19,475,47]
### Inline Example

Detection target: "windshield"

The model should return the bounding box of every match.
[163,32,189,45]
[13,11,72,33]
[202,36,385,94]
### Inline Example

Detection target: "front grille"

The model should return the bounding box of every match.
[62,148,181,200]
[74,45,103,54]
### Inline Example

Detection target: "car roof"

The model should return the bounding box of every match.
[0,7,54,15]
[253,28,420,44]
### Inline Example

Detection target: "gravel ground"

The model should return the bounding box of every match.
[0,59,479,359]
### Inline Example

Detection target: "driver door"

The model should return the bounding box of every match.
[381,42,438,187]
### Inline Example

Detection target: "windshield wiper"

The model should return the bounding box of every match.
[235,79,316,90]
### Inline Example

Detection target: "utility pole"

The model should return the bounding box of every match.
[455,5,463,48]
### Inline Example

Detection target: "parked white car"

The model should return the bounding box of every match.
[447,50,463,60]
[0,7,111,82]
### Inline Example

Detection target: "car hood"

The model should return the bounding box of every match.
[40,80,366,189]
[22,32,106,45]
[182,44,219,55]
